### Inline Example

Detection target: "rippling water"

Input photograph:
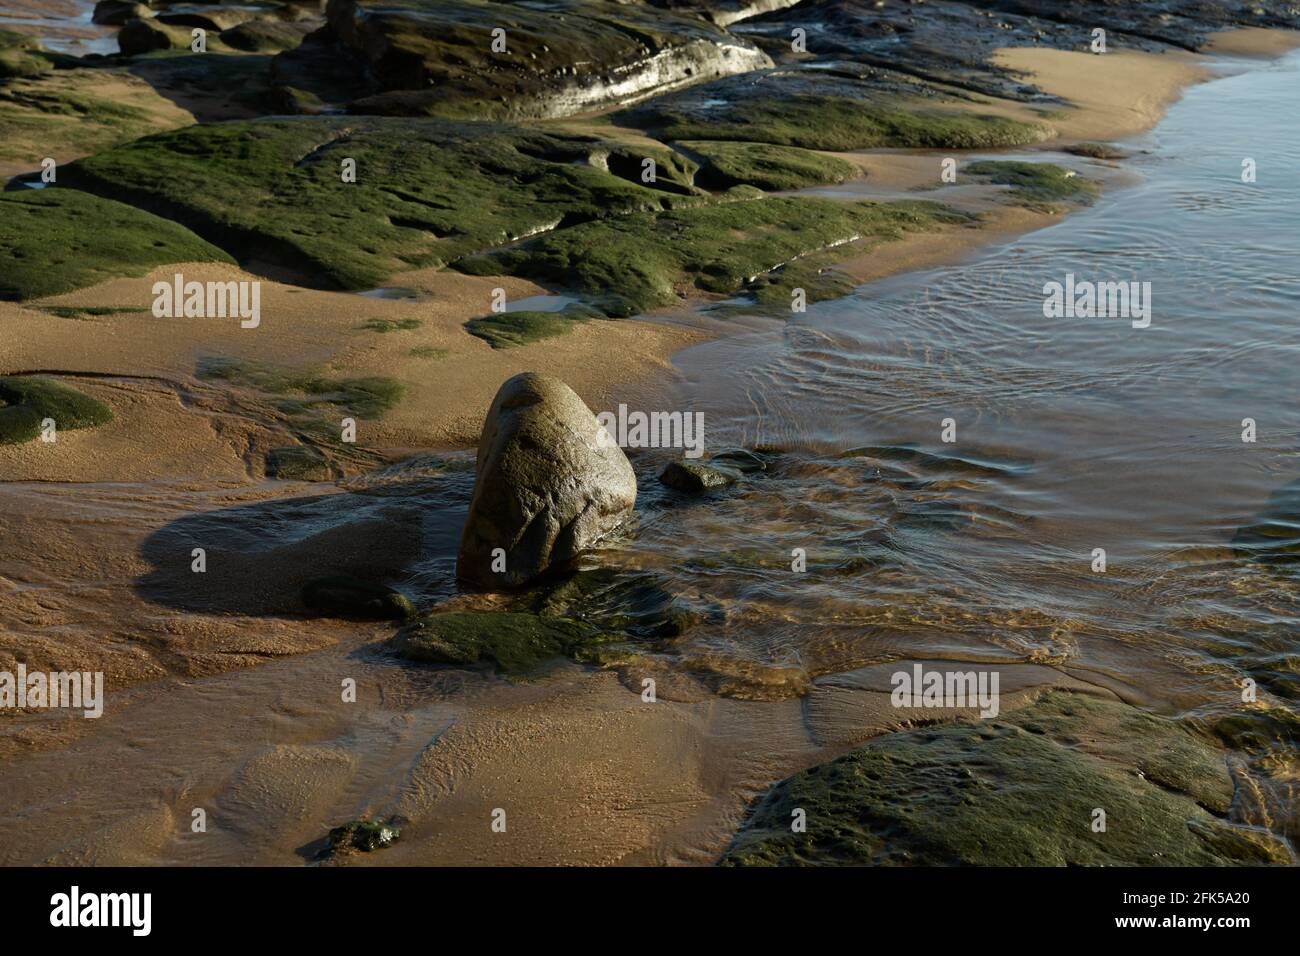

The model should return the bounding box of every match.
[607,50,1300,748]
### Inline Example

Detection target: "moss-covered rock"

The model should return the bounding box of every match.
[62,118,699,291]
[528,566,699,639]
[965,160,1099,210]
[387,610,615,674]
[626,77,1051,151]
[458,197,969,313]
[680,140,858,191]
[266,445,335,481]
[0,30,71,78]
[463,304,597,349]
[221,18,315,54]
[118,17,198,57]
[0,376,113,445]
[0,189,233,301]
[659,459,741,493]
[302,575,415,620]
[722,691,1289,866]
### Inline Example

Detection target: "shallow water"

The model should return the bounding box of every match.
[623,52,1300,724]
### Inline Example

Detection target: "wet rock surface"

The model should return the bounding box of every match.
[723,691,1292,866]
[456,372,637,590]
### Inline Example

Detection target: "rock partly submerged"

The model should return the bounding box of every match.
[457,372,636,590]
[723,691,1292,866]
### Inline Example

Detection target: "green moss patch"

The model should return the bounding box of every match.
[359,318,422,333]
[408,345,448,359]
[679,140,858,192]
[199,356,406,420]
[0,30,71,78]
[62,118,700,291]
[633,94,1050,152]
[387,610,616,675]
[0,189,233,301]
[0,376,113,444]
[965,160,1100,210]
[458,197,970,313]
[463,304,597,349]
[723,691,1288,866]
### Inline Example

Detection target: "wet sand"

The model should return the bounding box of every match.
[1,32,1293,865]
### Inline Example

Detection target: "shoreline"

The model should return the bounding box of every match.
[2,27,1298,867]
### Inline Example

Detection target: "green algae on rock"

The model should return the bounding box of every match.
[965,160,1100,210]
[302,575,416,621]
[0,190,233,302]
[463,305,598,349]
[265,445,335,481]
[722,691,1289,866]
[63,118,698,291]
[659,459,741,493]
[629,89,1051,152]
[458,197,970,313]
[0,377,114,445]
[0,30,73,78]
[387,611,616,675]
[679,140,859,192]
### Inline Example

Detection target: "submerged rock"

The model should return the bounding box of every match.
[659,459,741,493]
[302,575,415,621]
[723,691,1290,866]
[387,610,613,674]
[265,445,334,481]
[457,373,636,590]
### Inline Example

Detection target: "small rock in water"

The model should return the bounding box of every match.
[302,575,415,621]
[457,372,636,590]
[659,459,741,493]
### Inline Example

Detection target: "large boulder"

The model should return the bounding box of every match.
[457,373,635,590]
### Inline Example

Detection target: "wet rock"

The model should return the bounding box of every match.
[118,17,192,56]
[157,6,262,32]
[301,575,415,621]
[92,1,152,26]
[265,445,333,481]
[325,819,400,855]
[289,0,772,119]
[387,610,614,674]
[221,18,316,53]
[723,691,1291,866]
[456,373,637,590]
[659,459,741,493]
